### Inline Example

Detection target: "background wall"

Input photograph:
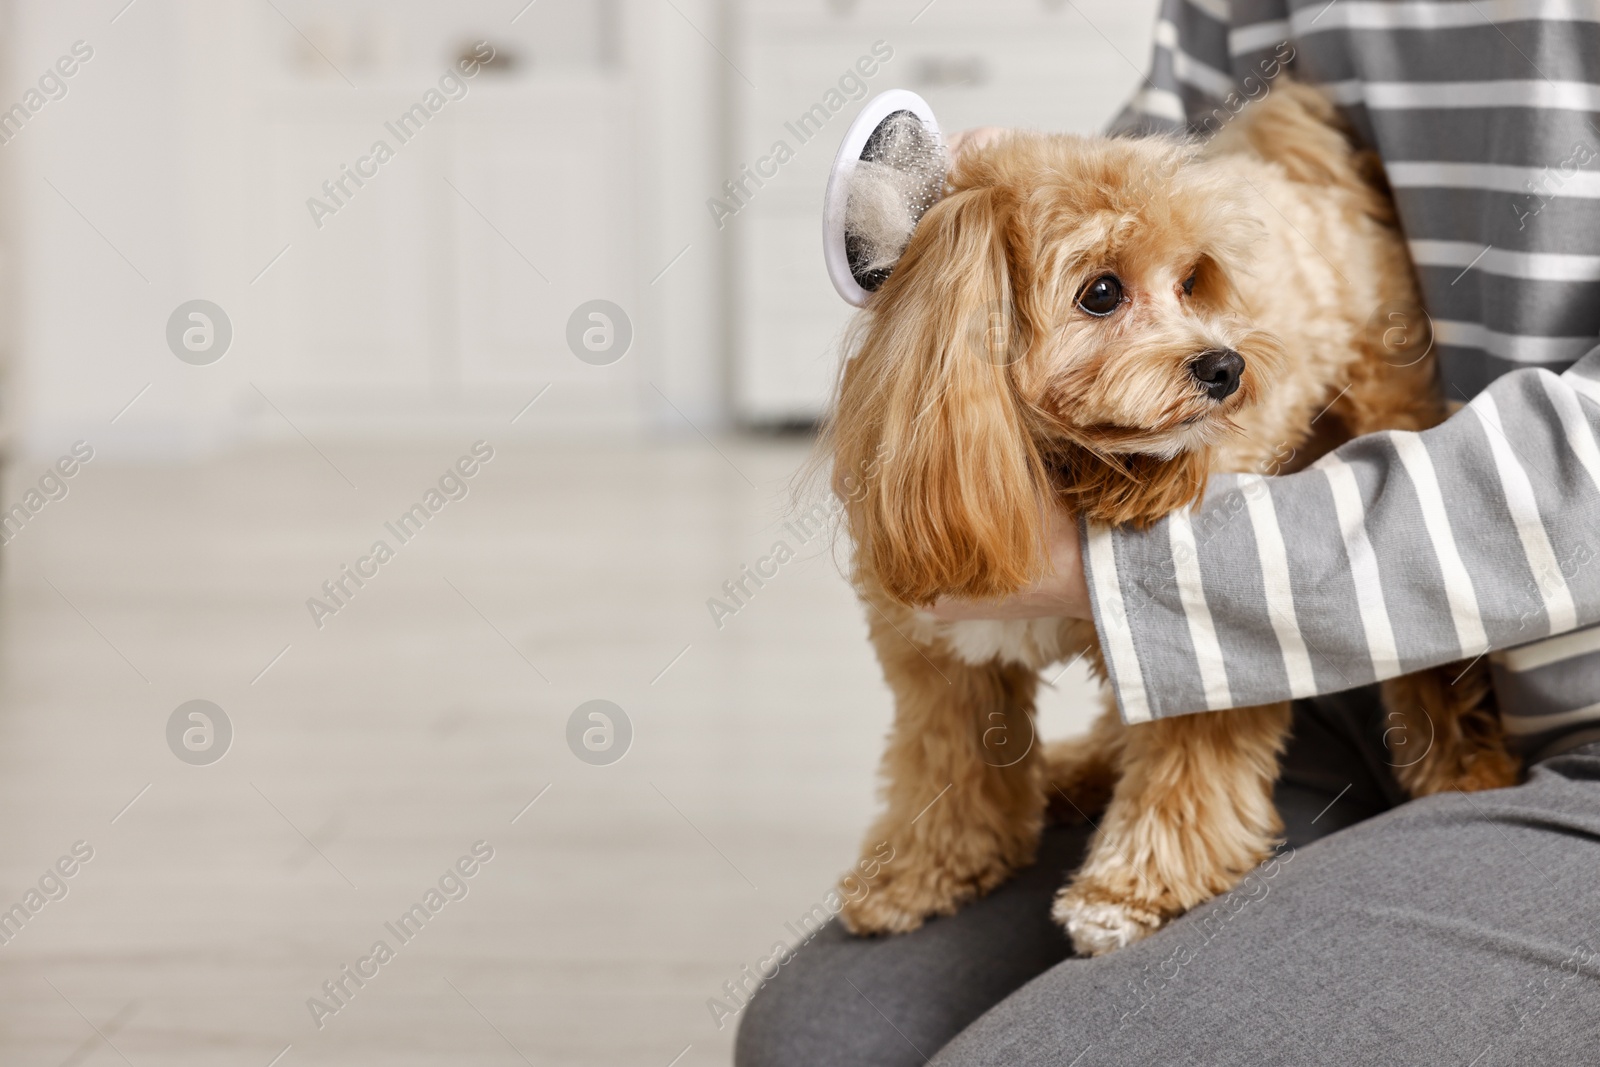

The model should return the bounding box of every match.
[2,0,1156,457]
[5,0,721,456]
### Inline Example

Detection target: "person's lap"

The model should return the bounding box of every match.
[735,689,1600,1066]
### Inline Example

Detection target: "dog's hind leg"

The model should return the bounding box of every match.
[1053,701,1292,955]
[1382,662,1519,796]
[838,602,1046,936]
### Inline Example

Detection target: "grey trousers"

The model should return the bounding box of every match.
[734,687,1600,1066]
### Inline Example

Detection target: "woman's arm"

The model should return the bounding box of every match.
[1081,357,1600,721]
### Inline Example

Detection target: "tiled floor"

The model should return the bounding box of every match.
[0,435,1097,1065]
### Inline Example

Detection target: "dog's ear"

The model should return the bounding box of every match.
[830,186,1051,606]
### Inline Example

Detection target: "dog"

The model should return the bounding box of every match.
[825,80,1518,955]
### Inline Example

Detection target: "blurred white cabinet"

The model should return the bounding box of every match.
[730,0,1162,424]
[7,0,690,455]
[454,90,636,390]
[251,5,640,433]
[257,78,635,419]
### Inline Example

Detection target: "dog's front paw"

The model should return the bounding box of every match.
[837,873,944,936]
[1052,888,1166,956]
[837,846,1020,936]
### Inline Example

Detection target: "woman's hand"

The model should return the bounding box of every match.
[927,506,1093,621]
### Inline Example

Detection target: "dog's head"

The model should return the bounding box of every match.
[831,132,1286,605]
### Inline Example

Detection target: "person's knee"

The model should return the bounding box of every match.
[732,975,823,1067]
[732,925,936,1067]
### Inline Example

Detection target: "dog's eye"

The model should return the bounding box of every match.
[1077,275,1123,317]
[1182,273,1197,296]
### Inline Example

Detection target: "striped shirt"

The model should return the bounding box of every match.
[1087,0,1600,757]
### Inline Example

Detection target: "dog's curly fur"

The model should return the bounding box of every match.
[826,81,1519,955]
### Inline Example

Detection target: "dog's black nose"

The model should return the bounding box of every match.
[1191,349,1244,401]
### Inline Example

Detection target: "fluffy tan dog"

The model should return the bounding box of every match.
[827,81,1517,955]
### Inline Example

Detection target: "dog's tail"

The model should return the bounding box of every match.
[1212,77,1397,224]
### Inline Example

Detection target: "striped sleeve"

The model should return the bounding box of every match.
[1110,0,1296,137]
[1083,347,1600,722]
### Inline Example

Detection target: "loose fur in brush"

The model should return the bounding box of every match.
[844,111,949,289]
